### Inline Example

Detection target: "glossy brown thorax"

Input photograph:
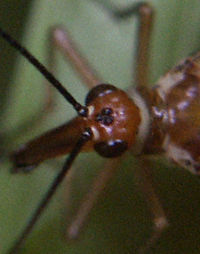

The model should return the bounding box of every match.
[145,54,200,174]
[12,54,200,175]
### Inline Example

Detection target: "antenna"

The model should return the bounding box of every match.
[0,27,88,116]
[0,27,93,252]
[8,128,92,253]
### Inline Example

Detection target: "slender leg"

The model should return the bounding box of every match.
[135,157,168,254]
[92,1,154,90]
[50,26,102,89]
[14,23,102,136]
[45,26,106,239]
[2,24,103,151]
[64,157,122,239]
[58,1,154,243]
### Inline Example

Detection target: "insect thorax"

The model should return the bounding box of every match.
[147,53,200,174]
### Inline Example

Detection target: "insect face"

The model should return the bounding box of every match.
[85,84,141,157]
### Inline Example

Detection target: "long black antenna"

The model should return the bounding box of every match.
[8,128,92,254]
[0,27,88,116]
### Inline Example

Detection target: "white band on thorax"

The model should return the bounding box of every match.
[127,87,151,155]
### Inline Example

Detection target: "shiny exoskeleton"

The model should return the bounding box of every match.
[13,53,200,175]
[147,53,200,174]
[12,83,140,169]
[1,2,199,253]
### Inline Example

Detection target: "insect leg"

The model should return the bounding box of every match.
[65,157,122,240]
[46,26,111,238]
[49,26,102,89]
[135,157,168,254]
[93,1,154,90]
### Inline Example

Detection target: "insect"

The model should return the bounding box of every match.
[1,1,200,254]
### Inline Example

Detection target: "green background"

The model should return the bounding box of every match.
[1,0,200,253]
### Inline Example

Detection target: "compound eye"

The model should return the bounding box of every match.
[85,83,117,105]
[94,140,128,158]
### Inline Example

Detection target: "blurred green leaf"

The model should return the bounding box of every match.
[1,0,200,254]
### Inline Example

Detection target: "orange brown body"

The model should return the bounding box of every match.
[149,53,200,174]
[12,84,140,170]
[12,53,200,175]
[2,2,200,253]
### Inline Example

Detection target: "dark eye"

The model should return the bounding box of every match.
[85,83,117,105]
[94,140,128,158]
